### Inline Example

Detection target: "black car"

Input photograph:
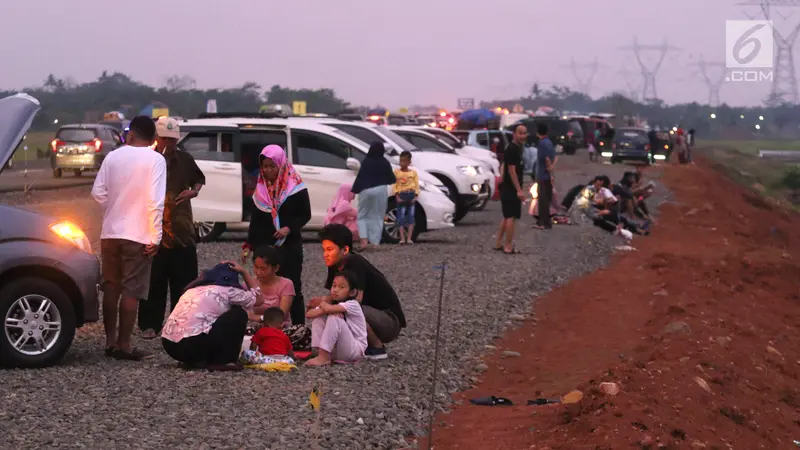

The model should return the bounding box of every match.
[605,127,652,164]
[506,116,584,155]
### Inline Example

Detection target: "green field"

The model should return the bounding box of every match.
[697,140,800,209]
[12,131,53,161]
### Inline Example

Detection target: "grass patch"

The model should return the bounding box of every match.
[12,131,54,161]
[704,139,800,156]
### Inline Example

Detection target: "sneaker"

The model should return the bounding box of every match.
[364,346,388,360]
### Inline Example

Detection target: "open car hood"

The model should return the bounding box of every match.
[0,93,41,174]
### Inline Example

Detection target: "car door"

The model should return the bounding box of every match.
[236,126,290,221]
[178,127,242,223]
[290,129,357,228]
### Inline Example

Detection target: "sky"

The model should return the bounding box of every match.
[0,0,788,108]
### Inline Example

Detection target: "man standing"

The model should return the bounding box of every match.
[534,123,555,230]
[493,124,526,254]
[138,117,205,339]
[92,116,167,361]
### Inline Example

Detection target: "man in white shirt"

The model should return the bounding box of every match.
[91,116,167,361]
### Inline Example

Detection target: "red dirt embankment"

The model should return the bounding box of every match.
[426,157,800,449]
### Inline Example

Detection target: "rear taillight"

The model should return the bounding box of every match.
[645,144,651,151]
[612,143,617,150]
[51,139,64,152]
[92,138,102,152]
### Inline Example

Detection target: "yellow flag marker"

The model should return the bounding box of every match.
[309,386,322,411]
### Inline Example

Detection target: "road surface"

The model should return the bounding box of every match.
[0,159,95,192]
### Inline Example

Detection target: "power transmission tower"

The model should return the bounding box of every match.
[560,58,602,95]
[740,0,800,104]
[693,56,727,106]
[618,37,679,101]
[615,66,641,101]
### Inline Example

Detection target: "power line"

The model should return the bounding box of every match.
[560,58,603,95]
[618,37,680,101]
[692,56,727,106]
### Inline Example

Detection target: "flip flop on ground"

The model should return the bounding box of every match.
[111,347,154,361]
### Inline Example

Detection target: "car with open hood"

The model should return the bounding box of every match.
[0,93,100,368]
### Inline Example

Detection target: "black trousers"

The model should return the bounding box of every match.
[537,179,553,228]
[277,243,305,325]
[162,306,248,366]
[138,246,198,333]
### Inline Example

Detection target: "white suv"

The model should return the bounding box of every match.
[403,126,500,176]
[311,119,491,223]
[176,116,456,243]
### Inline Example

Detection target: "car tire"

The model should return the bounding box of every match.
[194,222,227,242]
[563,146,577,155]
[471,195,489,211]
[74,169,82,177]
[0,277,77,368]
[383,198,423,244]
[434,177,467,223]
[53,168,62,178]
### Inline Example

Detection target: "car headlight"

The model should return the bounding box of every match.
[50,220,92,253]
[419,179,445,195]
[458,165,479,176]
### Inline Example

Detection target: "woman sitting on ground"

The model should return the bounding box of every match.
[306,270,368,366]
[591,177,648,236]
[161,261,264,371]
[245,245,311,350]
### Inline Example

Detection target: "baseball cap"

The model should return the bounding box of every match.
[155,116,180,139]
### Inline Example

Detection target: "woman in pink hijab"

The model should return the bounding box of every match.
[323,183,360,240]
[242,145,311,325]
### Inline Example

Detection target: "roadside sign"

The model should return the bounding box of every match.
[512,104,524,113]
[457,98,475,110]
[206,99,217,113]
[399,107,409,114]
[151,108,169,118]
[292,101,307,115]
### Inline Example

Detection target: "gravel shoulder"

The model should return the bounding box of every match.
[0,156,652,449]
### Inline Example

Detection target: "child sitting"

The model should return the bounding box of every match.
[323,183,359,241]
[241,307,295,365]
[305,271,368,366]
[393,150,419,244]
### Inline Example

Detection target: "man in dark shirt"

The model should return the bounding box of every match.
[308,224,406,360]
[493,124,527,254]
[138,117,205,339]
[534,123,556,230]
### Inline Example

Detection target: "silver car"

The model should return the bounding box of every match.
[0,93,100,368]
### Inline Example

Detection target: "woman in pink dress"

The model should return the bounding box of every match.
[323,183,359,240]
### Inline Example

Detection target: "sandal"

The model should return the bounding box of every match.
[140,329,158,340]
[503,248,522,255]
[111,347,154,361]
[104,347,115,357]
[492,246,504,251]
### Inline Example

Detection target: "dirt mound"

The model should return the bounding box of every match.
[425,157,800,449]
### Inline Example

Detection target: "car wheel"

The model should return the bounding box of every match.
[471,194,489,211]
[53,168,62,178]
[383,199,422,244]
[74,169,82,177]
[194,222,227,242]
[0,277,76,368]
[563,146,577,155]
[434,177,467,223]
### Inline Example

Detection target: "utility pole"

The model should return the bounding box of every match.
[560,58,602,95]
[693,56,727,106]
[739,0,800,104]
[618,37,679,101]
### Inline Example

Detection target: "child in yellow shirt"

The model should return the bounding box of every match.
[393,151,420,244]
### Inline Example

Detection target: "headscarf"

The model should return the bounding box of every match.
[183,263,243,293]
[351,142,396,194]
[252,145,307,246]
[324,183,356,226]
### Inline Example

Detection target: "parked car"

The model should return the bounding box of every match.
[389,126,497,210]
[407,126,500,174]
[601,127,653,164]
[570,116,613,149]
[336,113,365,121]
[450,129,537,178]
[312,119,489,222]
[49,124,124,178]
[176,116,455,243]
[0,93,100,368]
[507,116,584,155]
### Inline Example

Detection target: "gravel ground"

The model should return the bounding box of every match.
[0,158,665,449]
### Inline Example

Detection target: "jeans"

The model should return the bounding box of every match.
[396,192,416,226]
[536,179,553,228]
[357,185,388,245]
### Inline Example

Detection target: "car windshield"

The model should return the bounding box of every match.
[428,129,461,147]
[331,129,368,148]
[56,128,96,142]
[373,126,417,152]
[615,129,648,145]
[568,120,584,136]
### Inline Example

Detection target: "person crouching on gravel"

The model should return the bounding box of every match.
[307,224,406,361]
[305,271,368,366]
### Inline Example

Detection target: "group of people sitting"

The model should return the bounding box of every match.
[561,165,654,241]
[161,223,406,371]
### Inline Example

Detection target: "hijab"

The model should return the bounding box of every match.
[324,183,356,226]
[252,145,307,246]
[183,263,243,293]
[351,142,396,194]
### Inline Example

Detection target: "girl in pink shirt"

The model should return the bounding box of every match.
[323,183,359,241]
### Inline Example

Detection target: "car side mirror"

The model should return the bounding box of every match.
[346,157,361,171]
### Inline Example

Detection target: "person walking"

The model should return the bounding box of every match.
[91,116,167,361]
[242,145,311,325]
[137,117,205,339]
[533,123,556,230]
[493,124,527,254]
[351,142,396,250]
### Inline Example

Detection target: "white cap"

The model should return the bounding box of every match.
[155,116,180,139]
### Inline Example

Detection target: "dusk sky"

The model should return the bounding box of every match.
[0,0,789,108]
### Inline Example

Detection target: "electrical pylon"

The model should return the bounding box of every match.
[560,58,602,95]
[693,56,727,106]
[618,37,680,101]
